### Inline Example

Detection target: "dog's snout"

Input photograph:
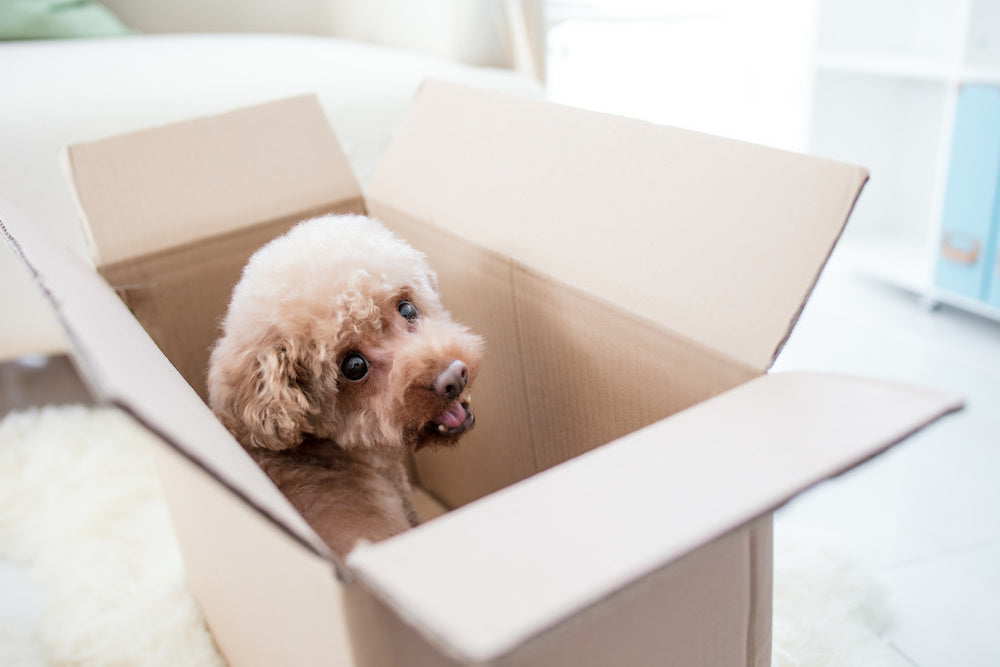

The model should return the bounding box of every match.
[434,360,468,400]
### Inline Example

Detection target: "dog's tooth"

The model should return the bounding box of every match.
[463,395,471,407]
[437,424,448,434]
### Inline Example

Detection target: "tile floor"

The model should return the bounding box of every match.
[773,245,1000,665]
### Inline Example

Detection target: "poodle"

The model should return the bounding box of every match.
[207,214,483,557]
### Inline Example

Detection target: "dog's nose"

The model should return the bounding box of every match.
[434,360,468,400]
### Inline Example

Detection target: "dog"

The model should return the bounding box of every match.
[207,214,483,557]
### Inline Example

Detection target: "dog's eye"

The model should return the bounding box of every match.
[397,300,419,322]
[340,353,369,381]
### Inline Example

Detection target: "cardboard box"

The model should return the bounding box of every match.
[1,82,962,666]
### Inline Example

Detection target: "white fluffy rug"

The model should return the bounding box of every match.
[0,405,904,666]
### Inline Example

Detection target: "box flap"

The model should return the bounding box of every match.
[347,372,961,663]
[368,81,868,372]
[345,517,772,666]
[0,201,335,565]
[61,95,366,397]
[148,440,352,666]
[63,94,362,267]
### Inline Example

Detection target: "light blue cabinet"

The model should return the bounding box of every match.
[933,85,1000,303]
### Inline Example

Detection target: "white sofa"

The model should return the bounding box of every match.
[0,32,542,360]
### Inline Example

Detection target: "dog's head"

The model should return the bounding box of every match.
[208,214,483,453]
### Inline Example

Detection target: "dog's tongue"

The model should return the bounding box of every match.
[434,401,467,429]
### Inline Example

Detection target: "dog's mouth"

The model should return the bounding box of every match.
[427,397,474,438]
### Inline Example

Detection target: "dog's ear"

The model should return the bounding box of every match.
[209,336,321,451]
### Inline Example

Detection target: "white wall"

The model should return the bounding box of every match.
[546,0,818,152]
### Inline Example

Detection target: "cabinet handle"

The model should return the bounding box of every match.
[940,232,981,265]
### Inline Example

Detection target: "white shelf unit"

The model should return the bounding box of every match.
[809,0,1000,321]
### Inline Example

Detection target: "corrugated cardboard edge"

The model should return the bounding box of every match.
[768,169,870,365]
[59,146,101,269]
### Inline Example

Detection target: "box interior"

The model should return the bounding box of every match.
[381,210,760,506]
[60,84,871,515]
[365,81,870,506]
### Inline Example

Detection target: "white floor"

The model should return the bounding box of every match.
[773,245,1000,666]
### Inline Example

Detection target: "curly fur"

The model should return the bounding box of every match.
[207,214,483,556]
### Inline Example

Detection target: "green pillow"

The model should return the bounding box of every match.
[0,0,131,40]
